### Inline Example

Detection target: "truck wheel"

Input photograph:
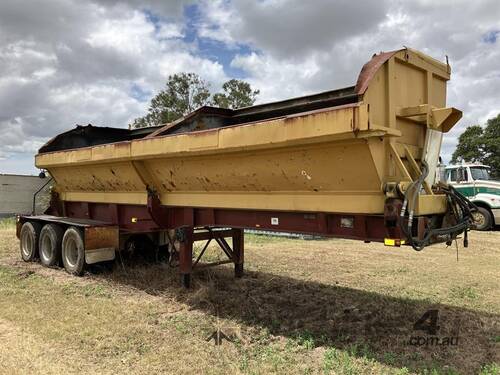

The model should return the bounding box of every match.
[62,227,85,275]
[39,224,63,267]
[20,222,42,262]
[472,207,492,231]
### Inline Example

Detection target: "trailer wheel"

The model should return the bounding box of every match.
[62,227,85,275]
[20,221,42,262]
[472,207,492,231]
[39,224,63,267]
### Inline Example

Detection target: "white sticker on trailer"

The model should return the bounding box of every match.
[271,217,279,225]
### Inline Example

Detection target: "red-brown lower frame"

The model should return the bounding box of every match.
[56,200,402,242]
[41,198,405,287]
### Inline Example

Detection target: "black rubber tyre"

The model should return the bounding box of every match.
[39,224,63,267]
[472,207,492,231]
[61,227,85,275]
[20,221,42,262]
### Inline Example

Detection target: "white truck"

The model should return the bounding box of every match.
[443,163,500,230]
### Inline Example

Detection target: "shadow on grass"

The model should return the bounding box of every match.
[92,262,498,374]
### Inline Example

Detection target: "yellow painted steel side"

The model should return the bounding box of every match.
[36,48,461,216]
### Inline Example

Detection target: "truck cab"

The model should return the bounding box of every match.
[444,164,500,230]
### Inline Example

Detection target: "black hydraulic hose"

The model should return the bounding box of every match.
[408,191,472,250]
[398,160,429,251]
[398,163,475,251]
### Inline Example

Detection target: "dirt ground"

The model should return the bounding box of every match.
[0,219,498,374]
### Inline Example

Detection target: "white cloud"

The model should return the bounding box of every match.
[198,0,388,58]
[231,52,320,102]
[1,0,500,173]
[0,0,228,170]
[157,23,184,39]
[198,0,500,163]
[85,11,156,53]
[197,0,239,46]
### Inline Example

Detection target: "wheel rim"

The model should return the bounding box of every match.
[40,235,52,262]
[472,211,486,227]
[65,237,79,268]
[21,230,33,258]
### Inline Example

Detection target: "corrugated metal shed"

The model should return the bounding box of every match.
[0,174,50,217]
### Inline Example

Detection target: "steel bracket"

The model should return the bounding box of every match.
[147,190,170,229]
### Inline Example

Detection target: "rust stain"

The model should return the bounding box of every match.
[84,226,119,250]
[115,142,130,149]
[354,50,400,95]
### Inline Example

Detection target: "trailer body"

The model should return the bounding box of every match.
[18,48,471,286]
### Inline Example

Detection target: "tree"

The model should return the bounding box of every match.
[450,125,484,164]
[482,114,500,178]
[451,114,500,178]
[131,75,259,128]
[131,73,211,128]
[212,79,260,109]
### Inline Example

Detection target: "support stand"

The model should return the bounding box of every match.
[177,227,245,288]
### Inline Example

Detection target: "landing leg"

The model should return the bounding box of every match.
[178,226,193,288]
[232,229,244,278]
[181,273,191,288]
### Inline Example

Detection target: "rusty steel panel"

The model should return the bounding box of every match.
[354,50,398,95]
[84,226,119,250]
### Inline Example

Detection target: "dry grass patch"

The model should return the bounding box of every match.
[0,223,498,374]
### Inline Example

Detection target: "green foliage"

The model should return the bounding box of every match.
[451,114,500,177]
[131,74,259,128]
[212,79,259,109]
[131,73,211,128]
[483,114,500,178]
[479,363,499,375]
[450,125,484,164]
[289,330,316,350]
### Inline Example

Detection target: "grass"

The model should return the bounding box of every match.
[0,225,498,374]
[480,363,500,375]
[449,285,480,300]
[0,217,15,229]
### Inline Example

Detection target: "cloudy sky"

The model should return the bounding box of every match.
[1,0,499,174]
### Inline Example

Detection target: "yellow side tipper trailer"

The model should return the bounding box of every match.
[17,48,475,287]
